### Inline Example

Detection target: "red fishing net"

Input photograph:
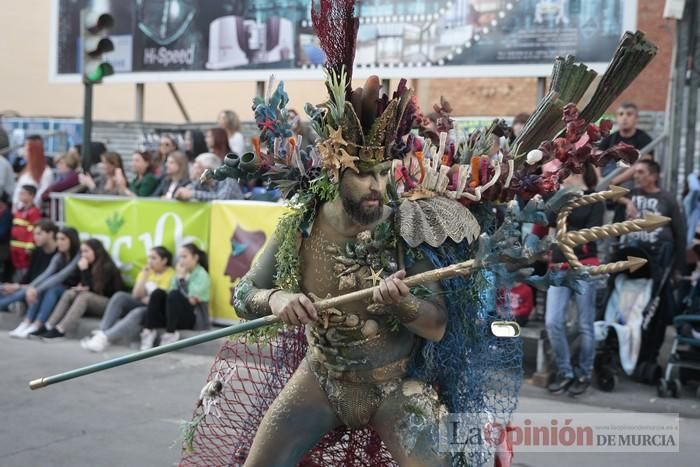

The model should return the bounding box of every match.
[179,328,395,466]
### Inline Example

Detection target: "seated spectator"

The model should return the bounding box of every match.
[13,135,53,206]
[140,244,210,349]
[8,226,81,337]
[82,246,175,352]
[184,130,208,162]
[174,153,244,201]
[206,127,231,160]
[118,150,159,197]
[0,219,58,311]
[79,151,126,195]
[10,185,42,282]
[152,151,190,199]
[40,152,82,205]
[155,135,178,176]
[42,238,124,340]
[189,153,221,185]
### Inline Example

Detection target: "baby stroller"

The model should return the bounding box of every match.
[657,292,700,398]
[592,245,673,391]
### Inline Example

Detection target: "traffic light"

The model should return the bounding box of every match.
[81,7,114,84]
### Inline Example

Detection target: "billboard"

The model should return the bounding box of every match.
[50,0,637,83]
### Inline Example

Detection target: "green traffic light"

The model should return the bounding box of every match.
[86,63,114,83]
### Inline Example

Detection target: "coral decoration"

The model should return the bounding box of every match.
[311,0,359,99]
[317,126,359,182]
[390,101,638,205]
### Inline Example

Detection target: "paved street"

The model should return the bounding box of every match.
[1,332,699,467]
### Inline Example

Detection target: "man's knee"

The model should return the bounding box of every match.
[545,315,564,331]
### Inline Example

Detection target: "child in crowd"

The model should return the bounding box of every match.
[10,185,42,282]
[0,219,58,311]
[9,227,81,337]
[140,243,210,349]
[82,246,174,352]
[42,238,124,340]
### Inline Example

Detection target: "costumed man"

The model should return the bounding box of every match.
[234,136,452,465]
[180,2,658,465]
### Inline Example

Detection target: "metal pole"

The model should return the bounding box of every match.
[669,2,692,196]
[135,83,144,122]
[686,1,700,176]
[167,82,191,122]
[684,2,700,183]
[82,81,93,171]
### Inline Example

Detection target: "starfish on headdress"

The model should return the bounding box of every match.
[327,126,348,146]
[364,267,384,288]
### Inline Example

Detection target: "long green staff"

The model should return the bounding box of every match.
[30,258,478,390]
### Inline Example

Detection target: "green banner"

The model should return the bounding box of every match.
[64,197,211,283]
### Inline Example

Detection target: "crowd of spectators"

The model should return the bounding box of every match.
[0,109,282,212]
[0,217,211,349]
[0,108,273,349]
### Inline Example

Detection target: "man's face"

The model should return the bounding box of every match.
[339,163,390,225]
[616,106,638,133]
[633,163,656,190]
[33,227,48,247]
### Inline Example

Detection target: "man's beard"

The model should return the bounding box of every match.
[340,190,383,226]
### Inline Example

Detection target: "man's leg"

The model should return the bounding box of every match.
[545,286,574,377]
[574,280,596,378]
[244,360,341,467]
[370,379,450,467]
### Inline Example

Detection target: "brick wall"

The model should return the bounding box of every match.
[611,0,675,112]
[423,0,674,116]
